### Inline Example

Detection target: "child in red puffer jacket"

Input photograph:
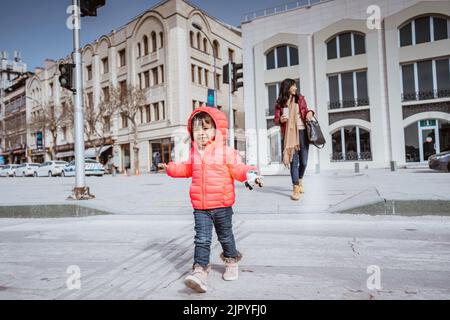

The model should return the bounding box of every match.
[159,106,263,293]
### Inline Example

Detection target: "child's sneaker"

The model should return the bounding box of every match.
[220,252,242,281]
[184,264,210,293]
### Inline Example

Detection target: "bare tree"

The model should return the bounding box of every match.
[109,84,146,174]
[28,100,71,160]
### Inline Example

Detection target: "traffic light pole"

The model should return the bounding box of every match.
[69,0,93,200]
[227,62,234,148]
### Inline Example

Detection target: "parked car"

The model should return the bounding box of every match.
[0,164,19,177]
[14,163,41,177]
[62,159,105,177]
[428,151,450,172]
[34,161,68,177]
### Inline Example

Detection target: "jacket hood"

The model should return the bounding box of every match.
[187,106,229,144]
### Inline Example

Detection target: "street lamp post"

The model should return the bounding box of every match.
[192,23,217,107]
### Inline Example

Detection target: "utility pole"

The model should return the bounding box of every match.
[67,0,105,200]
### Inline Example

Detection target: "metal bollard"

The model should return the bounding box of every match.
[390,161,397,172]
[355,162,360,173]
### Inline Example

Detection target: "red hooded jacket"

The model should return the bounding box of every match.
[166,106,258,210]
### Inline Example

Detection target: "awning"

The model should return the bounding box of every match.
[84,145,112,158]
[56,151,75,158]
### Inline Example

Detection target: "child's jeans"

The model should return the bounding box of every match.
[193,206,238,267]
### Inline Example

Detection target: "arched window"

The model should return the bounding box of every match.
[213,40,220,58]
[190,31,194,47]
[143,36,149,56]
[197,32,201,50]
[137,43,141,58]
[203,38,208,53]
[326,32,366,60]
[159,32,164,48]
[265,45,299,70]
[331,126,372,161]
[399,15,449,47]
[151,31,157,52]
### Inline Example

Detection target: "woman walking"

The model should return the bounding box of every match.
[274,79,315,201]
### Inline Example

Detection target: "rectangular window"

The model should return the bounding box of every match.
[327,37,337,60]
[191,65,195,83]
[103,87,110,103]
[198,67,202,85]
[152,68,158,86]
[402,64,415,101]
[356,71,368,105]
[119,49,126,67]
[144,71,150,88]
[216,74,220,90]
[145,105,151,122]
[86,65,92,80]
[228,49,235,62]
[120,80,127,101]
[87,92,93,107]
[102,58,109,74]
[341,72,354,107]
[415,17,431,44]
[339,33,352,58]
[289,46,299,66]
[104,116,110,132]
[121,113,127,128]
[205,69,209,87]
[153,103,160,121]
[353,33,366,55]
[267,84,278,116]
[434,17,448,41]
[436,58,450,97]
[266,49,275,70]
[160,65,164,83]
[417,60,433,99]
[400,22,412,47]
[276,46,287,68]
[161,101,165,120]
[328,75,340,109]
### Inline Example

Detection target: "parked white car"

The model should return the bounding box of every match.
[34,161,68,177]
[62,159,105,177]
[0,164,19,177]
[14,163,41,177]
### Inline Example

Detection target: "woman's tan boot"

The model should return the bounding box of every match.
[299,179,304,194]
[291,184,301,201]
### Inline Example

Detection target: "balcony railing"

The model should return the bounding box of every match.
[328,97,370,110]
[242,0,332,23]
[402,89,450,102]
[331,151,372,162]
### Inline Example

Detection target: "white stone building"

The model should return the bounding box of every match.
[27,0,245,172]
[241,0,450,174]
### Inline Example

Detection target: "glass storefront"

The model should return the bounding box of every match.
[404,119,450,163]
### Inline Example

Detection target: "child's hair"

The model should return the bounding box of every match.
[190,112,216,139]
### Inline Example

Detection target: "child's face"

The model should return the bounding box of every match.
[192,117,216,148]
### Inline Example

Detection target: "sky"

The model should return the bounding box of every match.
[0,0,288,71]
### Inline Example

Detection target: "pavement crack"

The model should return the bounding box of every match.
[348,237,360,256]
[161,271,189,290]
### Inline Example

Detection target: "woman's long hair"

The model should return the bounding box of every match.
[276,78,298,107]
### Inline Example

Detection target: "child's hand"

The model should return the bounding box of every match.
[245,170,263,190]
[157,163,168,172]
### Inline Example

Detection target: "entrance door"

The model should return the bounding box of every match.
[419,120,440,163]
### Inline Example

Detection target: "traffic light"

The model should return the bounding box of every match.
[80,0,106,17]
[232,63,243,93]
[59,63,75,92]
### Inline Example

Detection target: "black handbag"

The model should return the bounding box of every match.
[306,115,326,149]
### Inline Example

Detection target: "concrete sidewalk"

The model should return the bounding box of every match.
[0,167,448,215]
[0,168,449,300]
